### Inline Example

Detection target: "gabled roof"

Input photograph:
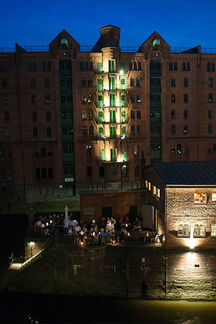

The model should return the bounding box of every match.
[138,30,170,52]
[152,161,216,186]
[49,29,80,48]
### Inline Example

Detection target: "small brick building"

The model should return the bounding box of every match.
[144,161,216,248]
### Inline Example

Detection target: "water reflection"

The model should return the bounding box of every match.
[1,295,216,323]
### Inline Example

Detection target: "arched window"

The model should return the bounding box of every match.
[32,111,37,122]
[30,78,36,88]
[99,166,105,177]
[60,38,68,49]
[47,127,52,137]
[81,78,86,87]
[153,38,160,47]
[131,125,135,136]
[130,78,134,87]
[136,77,141,87]
[33,127,38,137]
[129,61,132,70]
[138,61,142,70]
[187,62,190,71]
[134,62,137,70]
[46,111,51,121]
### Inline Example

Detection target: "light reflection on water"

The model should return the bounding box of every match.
[1,296,216,323]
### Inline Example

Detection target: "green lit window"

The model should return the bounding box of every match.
[97,78,103,91]
[121,94,126,107]
[121,147,127,161]
[121,126,126,138]
[110,126,116,138]
[120,78,126,90]
[98,111,104,122]
[121,110,126,122]
[97,62,102,73]
[98,94,103,107]
[110,110,116,122]
[110,94,116,107]
[111,148,117,161]
[98,127,104,138]
[109,77,115,90]
[109,60,115,73]
[99,148,105,160]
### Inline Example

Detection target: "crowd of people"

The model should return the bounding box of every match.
[31,213,163,247]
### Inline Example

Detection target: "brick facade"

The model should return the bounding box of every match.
[1,25,216,212]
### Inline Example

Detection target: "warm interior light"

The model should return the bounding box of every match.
[119,70,124,75]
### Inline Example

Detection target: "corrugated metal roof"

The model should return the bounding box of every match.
[153,161,216,185]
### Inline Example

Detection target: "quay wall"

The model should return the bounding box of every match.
[6,244,216,300]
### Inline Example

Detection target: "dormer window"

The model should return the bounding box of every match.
[153,38,160,47]
[60,38,68,49]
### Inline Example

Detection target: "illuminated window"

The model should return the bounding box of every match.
[177,224,190,238]
[110,94,116,107]
[148,182,151,191]
[109,60,115,73]
[110,148,117,161]
[211,224,216,237]
[153,185,157,196]
[153,38,160,47]
[97,78,103,91]
[145,180,149,188]
[157,188,161,198]
[98,111,104,122]
[193,224,206,238]
[212,192,216,201]
[121,94,126,107]
[82,110,87,120]
[60,38,68,49]
[97,62,102,73]
[122,164,128,177]
[99,148,105,161]
[121,126,126,138]
[98,127,104,138]
[183,125,188,134]
[121,147,127,161]
[194,193,207,204]
[110,110,116,122]
[120,78,126,90]
[121,110,126,122]
[109,77,115,90]
[97,95,103,107]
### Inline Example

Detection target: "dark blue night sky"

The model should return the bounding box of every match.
[0,0,216,50]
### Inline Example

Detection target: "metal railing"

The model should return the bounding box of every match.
[1,45,216,54]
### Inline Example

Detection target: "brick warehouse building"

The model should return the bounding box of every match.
[1,25,216,215]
